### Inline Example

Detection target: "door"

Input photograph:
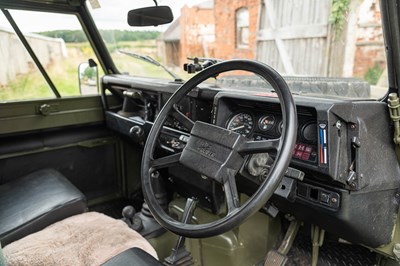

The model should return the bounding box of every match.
[0,7,122,203]
[256,0,331,76]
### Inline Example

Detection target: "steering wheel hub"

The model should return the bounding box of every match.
[180,121,245,183]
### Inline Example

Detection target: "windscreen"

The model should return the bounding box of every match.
[89,0,388,99]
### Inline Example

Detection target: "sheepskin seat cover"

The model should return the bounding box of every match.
[3,212,158,266]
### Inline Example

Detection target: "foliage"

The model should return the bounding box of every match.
[82,66,96,79]
[330,0,350,36]
[37,30,160,43]
[99,30,160,43]
[38,30,87,42]
[364,63,384,85]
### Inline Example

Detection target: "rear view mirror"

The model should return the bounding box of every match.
[127,6,173,27]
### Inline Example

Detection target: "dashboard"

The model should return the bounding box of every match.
[102,74,400,248]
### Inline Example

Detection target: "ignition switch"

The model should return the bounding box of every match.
[247,153,271,177]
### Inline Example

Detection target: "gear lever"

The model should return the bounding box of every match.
[122,205,144,232]
[164,198,197,266]
[122,205,136,227]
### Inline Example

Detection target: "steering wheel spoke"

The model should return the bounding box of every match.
[223,174,241,214]
[239,138,281,154]
[150,152,181,170]
[170,104,195,131]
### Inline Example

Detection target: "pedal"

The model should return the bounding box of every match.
[264,250,288,266]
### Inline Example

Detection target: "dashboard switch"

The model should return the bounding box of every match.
[320,192,330,204]
[301,152,311,161]
[294,150,303,158]
[285,167,305,181]
[179,135,190,143]
[296,183,340,210]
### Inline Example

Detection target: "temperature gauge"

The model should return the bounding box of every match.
[258,115,276,132]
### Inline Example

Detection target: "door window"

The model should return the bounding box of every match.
[0,10,100,102]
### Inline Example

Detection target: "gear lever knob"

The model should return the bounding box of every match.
[122,206,136,227]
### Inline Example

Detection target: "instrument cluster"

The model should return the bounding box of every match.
[226,111,316,141]
[226,112,283,138]
[225,111,319,165]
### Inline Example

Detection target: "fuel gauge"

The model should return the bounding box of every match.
[258,115,276,132]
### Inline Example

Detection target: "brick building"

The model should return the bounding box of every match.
[159,0,386,82]
[213,0,259,60]
[353,0,386,80]
[180,1,215,65]
[159,0,259,67]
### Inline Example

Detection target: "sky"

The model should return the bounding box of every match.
[0,0,205,32]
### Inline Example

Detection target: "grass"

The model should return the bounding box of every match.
[1,44,93,101]
[0,72,54,101]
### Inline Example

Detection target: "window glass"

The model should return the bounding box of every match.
[0,13,54,101]
[90,0,387,99]
[89,2,174,80]
[0,10,100,102]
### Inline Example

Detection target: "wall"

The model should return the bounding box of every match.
[353,0,385,79]
[180,4,215,65]
[256,0,331,76]
[214,0,259,60]
[0,27,67,85]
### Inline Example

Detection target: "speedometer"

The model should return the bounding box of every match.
[226,112,254,137]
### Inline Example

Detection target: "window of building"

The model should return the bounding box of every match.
[236,7,249,48]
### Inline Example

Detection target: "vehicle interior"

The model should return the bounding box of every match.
[1,0,400,265]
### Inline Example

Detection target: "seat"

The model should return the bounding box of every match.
[3,212,159,266]
[0,169,87,246]
[101,247,163,266]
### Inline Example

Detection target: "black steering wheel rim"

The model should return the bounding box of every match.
[141,59,297,238]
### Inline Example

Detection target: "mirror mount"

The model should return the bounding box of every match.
[88,58,97,68]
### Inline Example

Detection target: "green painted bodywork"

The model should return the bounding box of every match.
[149,197,281,266]
[0,95,118,135]
[376,212,400,259]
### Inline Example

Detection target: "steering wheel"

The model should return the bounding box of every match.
[141,59,297,238]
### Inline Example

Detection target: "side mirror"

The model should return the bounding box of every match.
[127,6,173,27]
[78,60,98,95]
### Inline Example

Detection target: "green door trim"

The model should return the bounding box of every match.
[0,96,107,135]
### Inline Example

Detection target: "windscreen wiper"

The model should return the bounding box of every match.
[119,50,182,81]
